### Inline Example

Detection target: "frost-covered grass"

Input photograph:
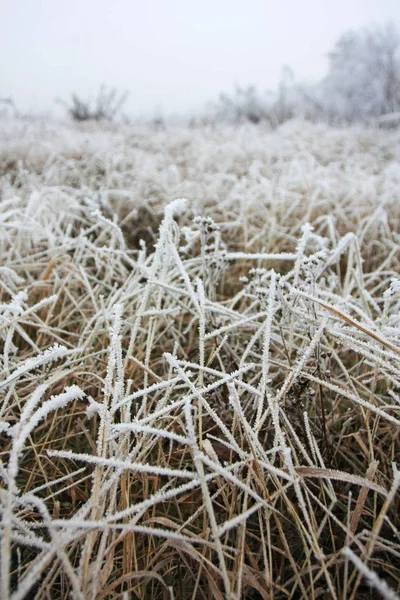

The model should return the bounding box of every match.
[1,116,400,599]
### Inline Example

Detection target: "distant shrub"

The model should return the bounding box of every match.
[214,85,269,124]
[0,97,18,118]
[59,85,129,122]
[210,68,318,127]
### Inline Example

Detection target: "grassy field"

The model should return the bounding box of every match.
[0,116,400,599]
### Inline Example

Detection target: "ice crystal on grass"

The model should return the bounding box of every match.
[1,116,400,599]
[0,344,72,389]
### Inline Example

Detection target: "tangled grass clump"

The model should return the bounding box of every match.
[0,116,400,599]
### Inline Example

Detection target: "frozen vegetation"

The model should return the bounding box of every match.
[0,116,400,599]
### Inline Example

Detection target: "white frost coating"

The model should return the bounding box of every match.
[163,197,187,219]
[47,449,197,480]
[0,420,10,433]
[86,397,103,419]
[0,344,72,389]
[0,267,25,285]
[342,548,400,600]
[1,117,400,599]
[218,502,264,535]
[10,386,86,466]
[389,278,400,294]
[112,422,191,445]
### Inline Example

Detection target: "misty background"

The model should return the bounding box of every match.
[1,0,400,121]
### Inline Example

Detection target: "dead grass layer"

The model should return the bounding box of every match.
[1,117,400,599]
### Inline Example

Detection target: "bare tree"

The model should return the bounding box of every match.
[321,23,400,122]
[207,22,400,127]
[214,85,268,124]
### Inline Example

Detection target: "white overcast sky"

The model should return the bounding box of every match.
[1,0,399,117]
